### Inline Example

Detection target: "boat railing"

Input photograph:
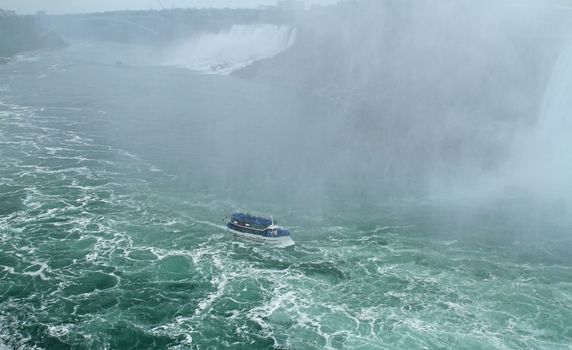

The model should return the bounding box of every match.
[230,221,267,232]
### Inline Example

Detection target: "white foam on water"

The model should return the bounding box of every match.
[22,262,50,280]
[65,134,93,145]
[47,324,71,338]
[247,290,296,336]
[151,316,194,347]
[15,53,41,62]
[195,271,231,315]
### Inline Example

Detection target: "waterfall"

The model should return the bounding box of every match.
[506,39,572,200]
[533,40,572,189]
[538,40,572,145]
[162,24,297,75]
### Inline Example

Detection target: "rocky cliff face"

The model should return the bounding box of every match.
[0,13,65,58]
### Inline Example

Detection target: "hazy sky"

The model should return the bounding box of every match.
[0,0,337,14]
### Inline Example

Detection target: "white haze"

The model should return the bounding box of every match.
[0,0,339,15]
[27,0,572,222]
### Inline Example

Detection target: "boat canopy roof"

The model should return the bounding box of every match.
[231,212,273,227]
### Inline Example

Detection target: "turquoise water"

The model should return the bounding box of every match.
[1,45,571,349]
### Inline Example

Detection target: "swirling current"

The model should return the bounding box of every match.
[0,46,571,349]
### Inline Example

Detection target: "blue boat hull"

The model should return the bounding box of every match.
[228,227,295,246]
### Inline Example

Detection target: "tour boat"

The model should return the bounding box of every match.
[227,212,294,245]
